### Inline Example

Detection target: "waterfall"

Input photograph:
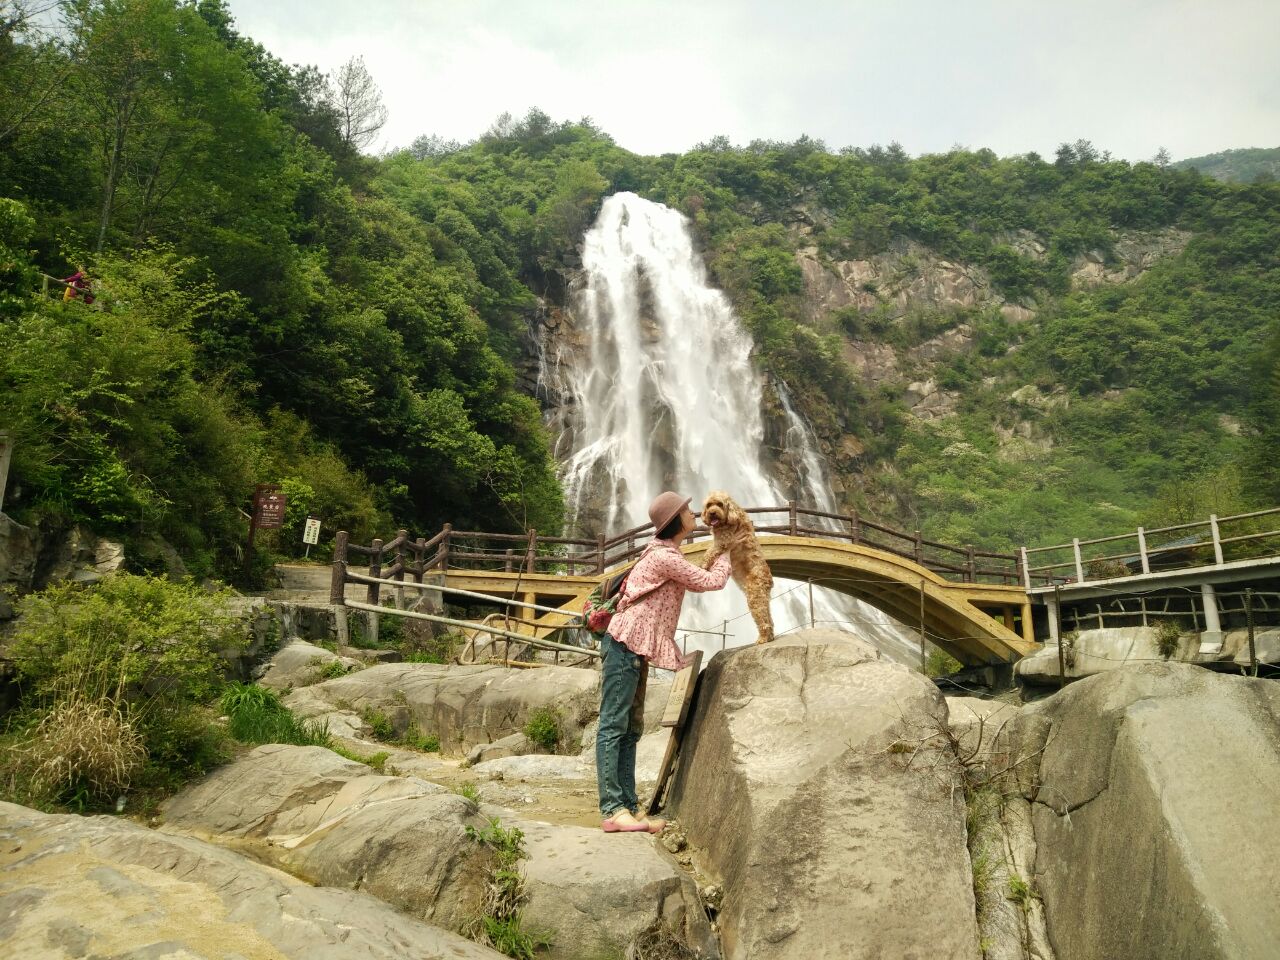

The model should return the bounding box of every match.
[544,192,916,662]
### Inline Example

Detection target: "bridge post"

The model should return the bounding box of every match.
[1019,547,1031,590]
[330,531,349,604]
[525,528,538,573]
[367,539,383,605]
[914,530,923,566]
[366,537,383,647]
[1246,589,1257,675]
[1210,515,1224,566]
[1199,582,1223,653]
[597,533,606,574]
[849,508,861,545]
[414,537,426,585]
[917,579,926,675]
[439,524,452,573]
[965,545,976,583]
[1072,539,1085,583]
[394,528,408,610]
[504,548,514,573]
[1136,527,1151,574]
[330,530,350,646]
[1053,584,1066,689]
[788,501,797,536]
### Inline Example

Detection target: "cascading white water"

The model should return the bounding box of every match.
[547,192,915,661]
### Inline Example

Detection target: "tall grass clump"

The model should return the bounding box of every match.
[4,575,238,808]
[465,817,553,959]
[221,683,331,747]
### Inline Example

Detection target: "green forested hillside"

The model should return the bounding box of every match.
[2,2,1278,580]
[1174,147,1280,184]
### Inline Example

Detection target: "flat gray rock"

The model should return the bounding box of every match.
[161,744,715,960]
[0,801,503,959]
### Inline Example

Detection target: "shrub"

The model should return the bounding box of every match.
[10,576,233,705]
[7,575,237,799]
[1085,558,1131,579]
[522,707,560,752]
[313,658,349,681]
[924,648,963,678]
[401,725,440,752]
[361,707,395,741]
[1007,875,1041,912]
[221,683,331,747]
[1153,619,1183,659]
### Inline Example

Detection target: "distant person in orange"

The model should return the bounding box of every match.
[61,267,94,305]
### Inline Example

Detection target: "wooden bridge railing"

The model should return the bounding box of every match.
[330,501,1026,601]
[1019,507,1280,590]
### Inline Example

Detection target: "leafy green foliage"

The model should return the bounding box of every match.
[220,683,332,747]
[5,575,236,805]
[401,725,441,752]
[522,707,561,752]
[2,0,1276,580]
[361,707,395,741]
[1174,147,1280,184]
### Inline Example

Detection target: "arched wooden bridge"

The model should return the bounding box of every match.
[330,504,1039,666]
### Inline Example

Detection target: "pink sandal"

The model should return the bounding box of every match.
[602,811,649,833]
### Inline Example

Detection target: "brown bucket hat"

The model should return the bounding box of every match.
[648,491,692,533]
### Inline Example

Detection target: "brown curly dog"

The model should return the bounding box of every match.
[701,491,774,643]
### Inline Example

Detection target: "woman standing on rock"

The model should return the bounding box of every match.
[597,491,732,833]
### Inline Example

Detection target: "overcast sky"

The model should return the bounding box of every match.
[226,0,1279,161]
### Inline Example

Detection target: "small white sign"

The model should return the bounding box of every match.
[302,517,322,545]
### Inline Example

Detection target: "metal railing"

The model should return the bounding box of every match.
[1019,507,1280,590]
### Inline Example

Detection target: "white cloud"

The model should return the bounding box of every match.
[226,0,1280,160]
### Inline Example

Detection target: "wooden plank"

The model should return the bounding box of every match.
[647,651,704,813]
[660,650,703,728]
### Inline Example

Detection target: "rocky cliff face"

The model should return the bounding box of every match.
[517,224,1191,527]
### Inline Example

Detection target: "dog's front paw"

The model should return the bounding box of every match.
[755,634,773,645]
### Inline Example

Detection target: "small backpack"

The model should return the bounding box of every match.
[582,544,661,634]
[582,567,632,634]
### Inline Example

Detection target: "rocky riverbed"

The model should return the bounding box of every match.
[3,630,1278,959]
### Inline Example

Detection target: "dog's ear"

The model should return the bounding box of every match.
[727,499,750,528]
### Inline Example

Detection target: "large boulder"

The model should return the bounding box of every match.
[996,663,1280,960]
[161,744,716,960]
[285,661,600,755]
[256,638,359,691]
[0,800,503,959]
[666,628,982,960]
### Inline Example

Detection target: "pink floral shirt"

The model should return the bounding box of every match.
[608,540,733,671]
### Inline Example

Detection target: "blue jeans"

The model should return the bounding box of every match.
[596,632,647,817]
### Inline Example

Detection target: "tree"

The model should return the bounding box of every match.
[1153,146,1172,169]
[63,0,279,251]
[409,133,463,159]
[333,55,387,150]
